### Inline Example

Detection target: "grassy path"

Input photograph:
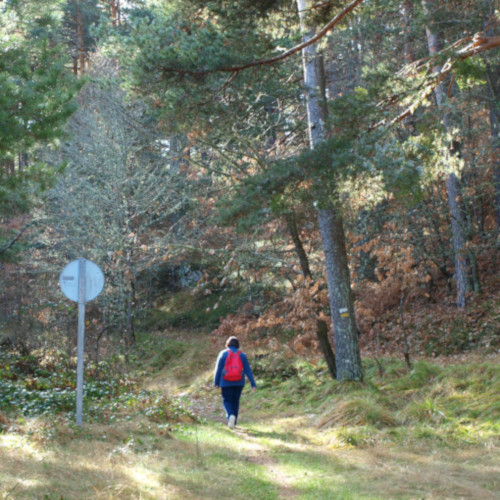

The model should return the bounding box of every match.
[2,411,498,499]
[176,388,500,500]
[167,368,499,500]
[145,341,371,499]
[236,427,301,499]
[0,331,499,498]
[184,386,303,498]
[151,334,500,500]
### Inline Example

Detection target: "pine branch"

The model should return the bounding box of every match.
[371,34,500,131]
[0,223,32,256]
[161,0,366,77]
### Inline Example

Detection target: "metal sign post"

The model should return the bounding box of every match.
[60,258,104,427]
[76,258,86,427]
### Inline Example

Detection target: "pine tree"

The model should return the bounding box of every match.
[0,0,80,260]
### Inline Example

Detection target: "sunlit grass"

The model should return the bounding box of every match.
[268,449,362,500]
[2,416,498,499]
[1,330,499,499]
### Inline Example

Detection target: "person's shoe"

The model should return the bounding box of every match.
[228,415,236,429]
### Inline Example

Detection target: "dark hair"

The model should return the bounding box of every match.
[225,336,239,349]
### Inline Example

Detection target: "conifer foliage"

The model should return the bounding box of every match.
[0,1,80,258]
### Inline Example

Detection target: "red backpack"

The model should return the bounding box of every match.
[223,349,243,381]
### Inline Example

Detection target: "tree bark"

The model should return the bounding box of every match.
[482,0,500,228]
[317,208,361,380]
[485,64,500,227]
[285,210,337,379]
[285,211,312,279]
[445,172,469,308]
[77,1,85,74]
[316,318,336,379]
[402,0,415,65]
[422,0,470,309]
[297,0,362,381]
[109,0,120,26]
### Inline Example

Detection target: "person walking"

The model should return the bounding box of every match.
[214,336,257,429]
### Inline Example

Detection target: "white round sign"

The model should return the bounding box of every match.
[59,258,104,302]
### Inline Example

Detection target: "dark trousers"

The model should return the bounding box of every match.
[221,386,244,422]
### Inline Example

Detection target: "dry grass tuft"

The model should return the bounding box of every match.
[398,398,448,425]
[317,395,398,428]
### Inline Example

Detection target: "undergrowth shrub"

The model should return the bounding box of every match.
[335,426,377,447]
[0,346,197,426]
[251,353,298,380]
[388,360,442,390]
[423,321,477,356]
[0,410,9,431]
[306,357,500,445]
[0,376,130,417]
[89,389,196,424]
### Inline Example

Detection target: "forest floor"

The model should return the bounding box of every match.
[0,329,499,499]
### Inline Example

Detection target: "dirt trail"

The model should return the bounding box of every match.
[187,386,302,499]
[234,427,301,499]
[146,333,303,498]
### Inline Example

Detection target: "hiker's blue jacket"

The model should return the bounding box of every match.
[214,347,257,388]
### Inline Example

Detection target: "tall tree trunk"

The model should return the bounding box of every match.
[110,0,120,27]
[317,208,361,380]
[491,100,500,228]
[422,0,470,309]
[482,1,500,274]
[402,0,415,65]
[76,0,86,75]
[169,134,189,230]
[444,172,469,307]
[485,62,500,228]
[285,211,312,279]
[7,159,15,175]
[285,210,337,379]
[401,0,418,136]
[484,48,500,274]
[126,291,135,347]
[297,0,362,381]
[316,318,336,379]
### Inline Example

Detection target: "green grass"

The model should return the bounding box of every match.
[243,354,500,450]
[170,425,281,499]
